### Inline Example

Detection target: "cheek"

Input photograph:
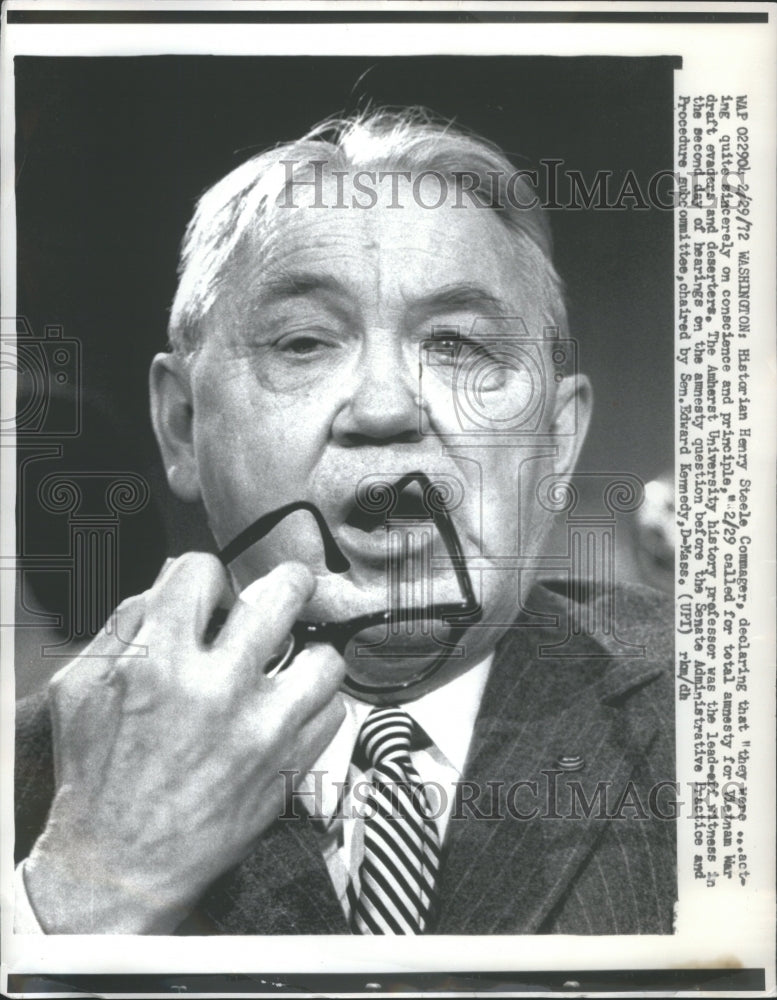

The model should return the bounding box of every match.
[192,376,331,539]
[472,457,557,617]
[476,452,557,557]
[476,456,524,552]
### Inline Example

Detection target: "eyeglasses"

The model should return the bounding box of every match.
[213,471,481,695]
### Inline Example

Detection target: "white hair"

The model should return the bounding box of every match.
[168,107,568,352]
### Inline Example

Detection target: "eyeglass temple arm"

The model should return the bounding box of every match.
[392,471,478,610]
[217,500,350,573]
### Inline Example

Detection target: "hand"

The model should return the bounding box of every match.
[23,554,346,934]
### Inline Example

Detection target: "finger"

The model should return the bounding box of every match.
[268,642,346,726]
[293,691,347,771]
[143,552,233,640]
[217,562,315,667]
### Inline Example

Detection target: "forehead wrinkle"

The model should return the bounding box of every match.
[223,219,378,326]
[224,191,538,334]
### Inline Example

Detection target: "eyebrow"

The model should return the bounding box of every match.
[255,271,350,305]
[247,273,513,322]
[409,283,513,319]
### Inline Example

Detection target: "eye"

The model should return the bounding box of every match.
[285,336,323,355]
[276,330,335,357]
[425,334,494,369]
[424,343,455,366]
[423,328,462,367]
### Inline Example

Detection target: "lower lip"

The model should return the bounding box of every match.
[336,521,438,567]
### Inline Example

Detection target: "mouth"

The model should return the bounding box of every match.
[336,478,439,567]
[217,471,482,693]
[345,479,433,530]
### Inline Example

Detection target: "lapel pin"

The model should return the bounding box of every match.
[556,754,585,772]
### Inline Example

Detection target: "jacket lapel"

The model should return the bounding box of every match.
[436,589,666,934]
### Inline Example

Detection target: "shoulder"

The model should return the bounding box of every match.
[534,578,673,662]
[602,580,673,651]
[506,579,675,723]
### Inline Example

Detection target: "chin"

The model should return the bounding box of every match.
[338,622,479,703]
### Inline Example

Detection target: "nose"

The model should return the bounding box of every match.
[331,331,423,446]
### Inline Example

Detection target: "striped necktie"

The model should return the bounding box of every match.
[349,707,441,934]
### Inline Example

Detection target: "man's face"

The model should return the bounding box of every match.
[154,173,589,700]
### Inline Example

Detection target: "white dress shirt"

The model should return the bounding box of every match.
[15,654,493,932]
[292,653,494,920]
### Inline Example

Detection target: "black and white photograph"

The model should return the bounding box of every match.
[1,3,774,997]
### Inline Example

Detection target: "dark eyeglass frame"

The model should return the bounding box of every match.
[214,471,482,695]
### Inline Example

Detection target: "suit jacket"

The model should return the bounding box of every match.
[15,581,675,935]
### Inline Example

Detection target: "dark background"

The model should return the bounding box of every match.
[14,56,675,690]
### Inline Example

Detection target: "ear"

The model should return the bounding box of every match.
[548,373,593,477]
[149,352,202,503]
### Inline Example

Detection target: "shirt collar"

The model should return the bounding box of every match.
[400,653,493,775]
